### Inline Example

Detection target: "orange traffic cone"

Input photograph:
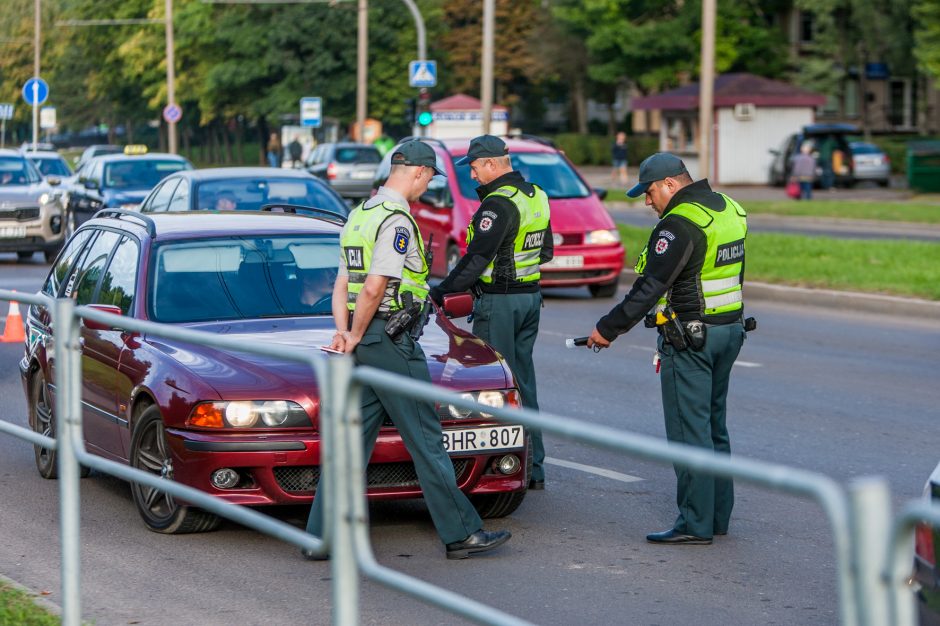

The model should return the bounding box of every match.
[0,297,26,343]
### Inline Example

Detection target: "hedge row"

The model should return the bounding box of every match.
[551,134,660,166]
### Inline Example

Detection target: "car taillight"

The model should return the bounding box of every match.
[326,162,338,179]
[915,521,936,567]
[884,154,891,164]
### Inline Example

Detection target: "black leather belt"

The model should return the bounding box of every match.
[349,310,391,322]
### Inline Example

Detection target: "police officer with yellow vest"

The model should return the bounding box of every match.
[304,140,511,560]
[429,135,553,490]
[586,153,748,545]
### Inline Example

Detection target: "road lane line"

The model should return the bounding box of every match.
[545,457,644,483]
[733,360,761,368]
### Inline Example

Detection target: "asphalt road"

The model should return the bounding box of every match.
[0,257,937,625]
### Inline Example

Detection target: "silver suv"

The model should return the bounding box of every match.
[305,142,382,199]
[0,150,67,263]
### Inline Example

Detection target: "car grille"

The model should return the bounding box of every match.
[542,269,610,280]
[556,233,584,245]
[0,207,40,221]
[274,459,472,493]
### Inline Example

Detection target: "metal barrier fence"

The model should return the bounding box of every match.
[1,288,939,626]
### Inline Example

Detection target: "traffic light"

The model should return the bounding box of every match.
[404,97,416,125]
[417,89,432,127]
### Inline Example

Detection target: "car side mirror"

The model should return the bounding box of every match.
[83,304,123,330]
[47,176,61,186]
[769,149,780,156]
[594,187,608,200]
[84,179,99,190]
[441,293,473,318]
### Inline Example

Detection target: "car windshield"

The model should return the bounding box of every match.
[851,143,882,155]
[104,159,188,189]
[455,152,590,199]
[31,156,71,177]
[150,234,340,323]
[196,177,348,216]
[335,147,381,164]
[0,156,42,185]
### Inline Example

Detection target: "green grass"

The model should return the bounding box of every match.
[0,582,59,626]
[617,224,940,300]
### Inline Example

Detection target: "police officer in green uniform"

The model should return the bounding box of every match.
[586,153,747,545]
[429,135,553,490]
[304,140,511,560]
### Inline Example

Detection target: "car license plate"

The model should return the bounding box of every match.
[0,226,26,239]
[543,255,583,269]
[442,425,524,455]
[351,169,375,180]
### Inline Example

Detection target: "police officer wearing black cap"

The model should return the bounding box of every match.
[585,152,748,545]
[304,140,511,560]
[429,135,553,490]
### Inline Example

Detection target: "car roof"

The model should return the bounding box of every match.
[93,152,189,164]
[429,137,558,157]
[161,167,320,182]
[0,149,28,159]
[25,151,64,159]
[802,123,860,135]
[84,210,343,240]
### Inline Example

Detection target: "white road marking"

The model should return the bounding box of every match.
[733,360,761,368]
[545,457,644,483]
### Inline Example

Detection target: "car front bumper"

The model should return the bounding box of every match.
[540,243,625,287]
[0,214,65,253]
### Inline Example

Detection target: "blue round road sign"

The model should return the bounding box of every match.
[163,103,182,124]
[22,77,49,106]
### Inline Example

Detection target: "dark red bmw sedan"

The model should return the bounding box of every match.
[19,209,529,533]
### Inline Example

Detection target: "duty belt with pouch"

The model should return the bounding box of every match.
[385,292,432,341]
[644,306,704,352]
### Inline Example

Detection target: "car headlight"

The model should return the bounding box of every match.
[186,400,310,429]
[584,229,620,245]
[442,389,519,420]
[39,193,51,205]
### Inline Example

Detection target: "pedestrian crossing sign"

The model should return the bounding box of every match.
[409,60,437,88]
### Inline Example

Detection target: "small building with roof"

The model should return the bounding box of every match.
[631,73,826,184]
[428,94,509,139]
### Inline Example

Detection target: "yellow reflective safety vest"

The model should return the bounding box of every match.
[635,194,747,317]
[341,201,429,312]
[467,184,550,284]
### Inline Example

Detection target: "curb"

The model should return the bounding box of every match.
[0,573,63,618]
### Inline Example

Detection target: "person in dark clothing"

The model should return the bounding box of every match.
[586,153,748,545]
[429,135,553,489]
[611,131,628,186]
[288,138,303,168]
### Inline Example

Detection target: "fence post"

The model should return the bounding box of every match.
[848,477,892,626]
[53,298,82,626]
[327,354,359,626]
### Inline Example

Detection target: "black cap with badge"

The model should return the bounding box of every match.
[391,140,446,176]
[626,153,689,198]
[456,134,509,166]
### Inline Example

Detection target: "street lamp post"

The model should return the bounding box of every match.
[165,0,178,153]
[33,0,41,149]
[481,0,494,135]
[699,0,716,181]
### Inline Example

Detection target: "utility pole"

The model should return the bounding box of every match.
[481,0,494,135]
[165,0,177,153]
[356,0,367,142]
[33,0,41,149]
[698,0,715,181]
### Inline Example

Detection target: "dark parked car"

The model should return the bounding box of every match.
[306,142,382,199]
[768,123,858,187]
[137,167,348,218]
[20,210,529,533]
[0,149,66,262]
[914,460,940,625]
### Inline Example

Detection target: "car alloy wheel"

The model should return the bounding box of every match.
[129,405,220,534]
[29,369,90,480]
[446,243,460,274]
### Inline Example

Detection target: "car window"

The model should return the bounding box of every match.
[454,152,590,200]
[67,230,121,305]
[143,178,180,212]
[42,229,95,297]
[150,234,340,322]
[335,147,380,164]
[97,236,139,315]
[167,178,191,212]
[31,157,71,177]
[103,159,188,189]
[309,145,327,165]
[194,177,348,215]
[0,156,41,185]
[851,143,881,154]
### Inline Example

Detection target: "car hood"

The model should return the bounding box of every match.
[104,189,149,205]
[549,195,616,232]
[146,313,511,400]
[0,185,52,204]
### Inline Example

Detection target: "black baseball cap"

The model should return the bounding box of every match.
[391,140,445,176]
[456,135,509,166]
[626,153,689,197]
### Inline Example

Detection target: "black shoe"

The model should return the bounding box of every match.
[446,530,511,560]
[301,548,329,561]
[645,529,712,545]
[714,530,728,536]
[528,479,544,490]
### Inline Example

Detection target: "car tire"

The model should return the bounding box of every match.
[129,405,221,534]
[17,251,33,262]
[589,277,620,298]
[469,436,532,519]
[44,248,60,264]
[878,179,890,188]
[28,369,91,480]
[445,243,460,274]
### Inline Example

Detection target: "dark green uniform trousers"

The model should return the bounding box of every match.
[658,321,745,538]
[306,319,482,545]
[472,291,544,481]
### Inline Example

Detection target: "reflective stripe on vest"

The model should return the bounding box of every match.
[469,184,550,284]
[341,201,429,312]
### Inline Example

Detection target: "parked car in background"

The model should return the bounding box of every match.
[26,150,73,179]
[137,167,349,218]
[64,147,191,232]
[374,136,625,297]
[20,210,529,533]
[849,141,891,187]
[74,144,122,170]
[0,149,66,262]
[768,123,858,188]
[914,460,940,625]
[306,142,382,200]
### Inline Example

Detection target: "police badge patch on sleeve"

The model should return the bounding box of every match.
[654,237,670,255]
[393,226,410,254]
[479,216,494,231]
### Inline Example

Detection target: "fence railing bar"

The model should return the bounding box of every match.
[0,420,56,449]
[885,500,940,626]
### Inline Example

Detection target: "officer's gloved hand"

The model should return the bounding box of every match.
[428,286,444,307]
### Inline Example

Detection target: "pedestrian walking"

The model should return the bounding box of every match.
[585,152,749,545]
[611,131,629,187]
[789,142,816,200]
[429,135,553,490]
[288,137,303,168]
[266,132,281,168]
[303,140,511,560]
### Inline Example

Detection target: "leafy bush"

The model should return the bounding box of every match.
[551,133,660,166]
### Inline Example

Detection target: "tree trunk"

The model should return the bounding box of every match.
[571,76,588,134]
[258,118,270,165]
[126,119,134,144]
[222,123,233,164]
[235,116,244,165]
